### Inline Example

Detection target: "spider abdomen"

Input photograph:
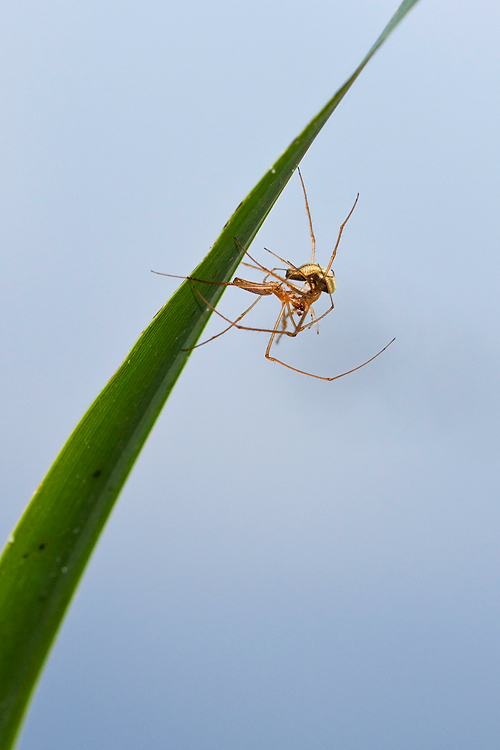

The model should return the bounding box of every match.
[285,263,336,295]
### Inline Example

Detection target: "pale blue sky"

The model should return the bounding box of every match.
[2,0,500,748]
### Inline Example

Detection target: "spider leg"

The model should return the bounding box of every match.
[262,267,289,283]
[186,296,263,350]
[297,167,316,263]
[324,193,359,275]
[264,247,299,272]
[242,261,268,272]
[265,336,395,381]
[297,295,334,333]
[151,270,236,287]
[274,298,301,344]
[268,299,311,346]
[309,306,320,334]
[264,305,288,350]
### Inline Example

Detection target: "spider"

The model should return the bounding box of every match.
[154,168,394,381]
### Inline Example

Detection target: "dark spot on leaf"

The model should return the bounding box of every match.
[92,470,102,478]
[23,553,29,559]
[38,543,46,551]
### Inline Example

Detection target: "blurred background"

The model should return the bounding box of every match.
[1,0,500,747]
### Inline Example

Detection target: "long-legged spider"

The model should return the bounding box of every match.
[154,168,394,381]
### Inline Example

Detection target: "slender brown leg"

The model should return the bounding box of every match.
[186,296,263,349]
[263,247,300,273]
[265,335,395,381]
[296,296,334,333]
[274,299,304,344]
[242,261,267,272]
[151,270,236,287]
[324,194,359,275]
[309,306,320,334]
[297,167,316,263]
[268,301,311,346]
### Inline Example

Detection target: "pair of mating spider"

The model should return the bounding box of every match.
[156,169,394,381]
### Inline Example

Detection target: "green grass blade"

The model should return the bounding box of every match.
[0,1,421,746]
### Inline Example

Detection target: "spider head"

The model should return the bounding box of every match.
[285,263,336,295]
